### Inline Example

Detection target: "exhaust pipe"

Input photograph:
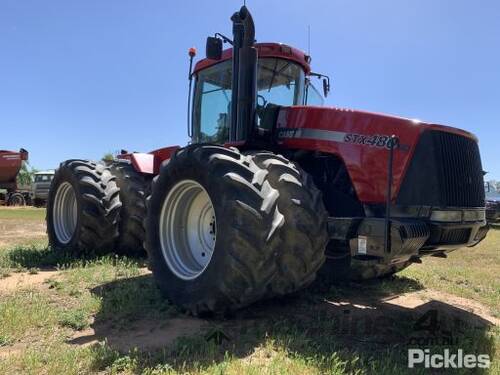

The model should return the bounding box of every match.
[230,6,257,142]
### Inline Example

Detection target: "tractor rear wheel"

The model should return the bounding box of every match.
[110,162,148,256]
[250,152,329,295]
[47,160,121,254]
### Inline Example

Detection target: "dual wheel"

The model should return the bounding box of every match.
[47,146,329,314]
[146,145,329,313]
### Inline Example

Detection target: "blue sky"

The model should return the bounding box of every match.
[1,0,499,179]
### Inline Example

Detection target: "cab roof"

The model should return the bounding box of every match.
[193,42,311,75]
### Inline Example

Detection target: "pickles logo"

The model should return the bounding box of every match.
[407,309,491,369]
[408,349,490,369]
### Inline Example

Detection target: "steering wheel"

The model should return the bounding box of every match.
[257,94,267,108]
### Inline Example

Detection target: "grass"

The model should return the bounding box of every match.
[0,289,60,343]
[0,207,45,221]
[0,209,498,374]
[401,224,500,317]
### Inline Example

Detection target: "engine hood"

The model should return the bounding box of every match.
[276,106,482,204]
[278,106,477,143]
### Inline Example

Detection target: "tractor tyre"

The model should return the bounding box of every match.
[7,192,26,206]
[110,162,149,256]
[47,160,121,254]
[250,152,329,294]
[146,144,310,314]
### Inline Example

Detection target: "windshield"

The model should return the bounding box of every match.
[34,175,53,183]
[193,58,306,143]
[257,59,305,106]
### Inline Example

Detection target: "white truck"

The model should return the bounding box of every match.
[32,170,55,207]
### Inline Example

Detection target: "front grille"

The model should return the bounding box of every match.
[397,130,485,208]
[398,221,430,252]
[438,228,471,244]
[433,132,485,207]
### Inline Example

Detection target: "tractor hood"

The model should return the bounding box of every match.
[276,106,477,144]
[276,106,483,205]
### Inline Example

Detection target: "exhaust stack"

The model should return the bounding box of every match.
[230,6,257,142]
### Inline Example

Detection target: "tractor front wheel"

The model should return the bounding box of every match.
[251,152,328,295]
[146,145,329,314]
[146,145,281,314]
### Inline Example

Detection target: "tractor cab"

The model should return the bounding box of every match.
[191,43,325,145]
[188,6,330,147]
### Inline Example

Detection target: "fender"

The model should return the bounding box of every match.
[118,146,180,175]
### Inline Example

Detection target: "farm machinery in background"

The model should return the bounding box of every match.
[0,148,32,206]
[485,182,500,223]
[46,6,489,314]
[0,149,54,207]
[32,170,55,207]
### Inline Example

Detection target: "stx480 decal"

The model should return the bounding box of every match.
[277,128,403,150]
[344,133,399,149]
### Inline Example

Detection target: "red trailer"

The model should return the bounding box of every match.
[0,149,31,206]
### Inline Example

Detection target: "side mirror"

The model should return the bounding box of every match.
[322,78,330,98]
[206,37,222,60]
[310,72,331,98]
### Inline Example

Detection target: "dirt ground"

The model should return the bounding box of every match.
[0,207,46,248]
[0,266,496,353]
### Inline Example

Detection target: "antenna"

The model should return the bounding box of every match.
[307,25,311,56]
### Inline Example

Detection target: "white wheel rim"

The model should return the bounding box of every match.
[159,180,216,280]
[53,182,78,244]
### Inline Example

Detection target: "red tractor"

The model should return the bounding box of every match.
[46,6,489,314]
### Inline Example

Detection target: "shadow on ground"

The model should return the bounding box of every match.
[67,273,496,374]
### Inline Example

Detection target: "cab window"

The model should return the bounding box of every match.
[192,58,306,143]
[35,175,53,183]
[257,59,304,107]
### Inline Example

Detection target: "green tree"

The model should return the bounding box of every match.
[16,162,38,188]
[102,153,115,163]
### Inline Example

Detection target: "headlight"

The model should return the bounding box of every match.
[430,210,462,222]
[463,210,485,222]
